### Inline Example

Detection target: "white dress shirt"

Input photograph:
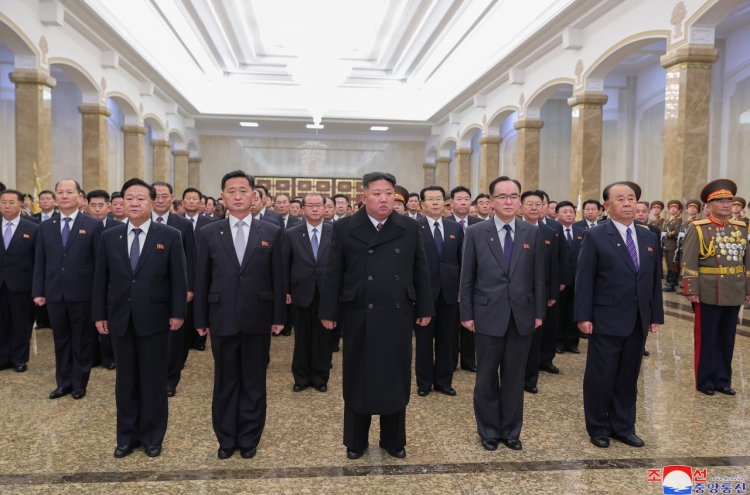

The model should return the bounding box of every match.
[611,219,640,265]
[2,214,21,239]
[426,216,444,241]
[586,220,597,228]
[59,209,79,234]
[333,214,347,222]
[41,210,54,221]
[306,221,323,242]
[493,217,516,250]
[186,212,200,229]
[152,211,170,224]
[367,214,387,230]
[127,218,151,256]
[407,212,419,220]
[282,214,291,228]
[228,214,251,246]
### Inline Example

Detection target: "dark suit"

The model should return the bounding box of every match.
[0,217,38,368]
[538,217,566,366]
[574,219,597,230]
[556,224,585,351]
[95,218,122,367]
[416,216,462,392]
[460,218,546,442]
[32,213,55,329]
[194,216,285,450]
[261,208,283,225]
[183,213,217,350]
[20,214,40,224]
[319,209,433,451]
[279,214,303,336]
[284,221,333,388]
[279,214,302,233]
[575,221,663,438]
[450,214,483,370]
[33,213,102,390]
[257,214,280,228]
[92,221,187,447]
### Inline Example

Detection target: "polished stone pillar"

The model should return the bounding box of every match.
[423,162,436,187]
[172,149,190,197]
[479,136,502,195]
[513,118,543,191]
[567,92,608,202]
[9,70,56,192]
[151,138,172,183]
[453,147,472,188]
[188,156,202,189]
[435,156,451,193]
[660,45,718,201]
[78,104,112,192]
[121,125,147,179]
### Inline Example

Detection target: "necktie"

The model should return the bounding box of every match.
[3,222,12,250]
[460,219,466,233]
[433,221,443,255]
[43,214,49,221]
[502,224,513,267]
[626,227,639,272]
[62,217,72,247]
[376,222,383,231]
[235,220,246,264]
[566,228,573,247]
[130,228,142,272]
[311,227,319,260]
[157,216,163,223]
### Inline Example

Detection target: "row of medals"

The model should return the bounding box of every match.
[714,229,747,262]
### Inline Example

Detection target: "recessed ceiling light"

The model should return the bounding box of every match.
[370,126,389,131]
[240,122,259,127]
[307,124,324,129]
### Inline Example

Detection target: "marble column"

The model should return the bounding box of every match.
[453,147,472,188]
[121,125,147,179]
[660,45,718,201]
[9,70,56,192]
[78,104,111,192]
[151,138,172,183]
[172,149,190,196]
[513,118,544,191]
[567,91,608,202]
[435,156,451,193]
[188,156,202,189]
[479,135,502,196]
[422,162,436,187]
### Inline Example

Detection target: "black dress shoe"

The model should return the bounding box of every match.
[71,389,86,400]
[193,343,206,351]
[461,365,477,373]
[502,439,522,450]
[417,389,430,397]
[481,439,498,451]
[524,386,538,394]
[217,447,235,459]
[379,442,406,458]
[699,388,715,396]
[555,348,564,354]
[539,363,559,374]
[104,363,116,370]
[663,286,676,293]
[14,363,27,372]
[610,433,644,447]
[240,446,257,459]
[293,384,308,392]
[565,347,580,354]
[590,436,610,448]
[114,442,140,458]
[281,329,292,336]
[314,385,327,393]
[144,445,162,457]
[0,363,12,371]
[643,350,650,357]
[346,448,364,459]
[166,386,176,397]
[717,387,737,395]
[434,386,456,396]
[49,386,72,399]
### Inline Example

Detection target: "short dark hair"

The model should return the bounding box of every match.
[324,196,334,206]
[521,190,543,203]
[86,189,110,202]
[182,187,202,199]
[0,181,5,193]
[206,197,216,207]
[637,201,650,207]
[256,184,269,198]
[54,179,83,194]
[0,189,23,202]
[475,193,491,201]
[408,192,420,200]
[121,178,156,200]
[275,193,291,202]
[302,193,324,207]
[489,176,521,196]
[420,185,446,201]
[537,190,550,203]
[290,199,302,207]
[362,171,396,189]
[111,192,123,201]
[39,190,55,199]
[555,200,576,213]
[602,182,636,202]
[151,181,173,195]
[451,185,471,199]
[332,193,349,203]
[172,199,181,210]
[221,170,254,191]
[582,199,602,209]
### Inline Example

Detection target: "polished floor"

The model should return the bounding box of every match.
[1,294,749,494]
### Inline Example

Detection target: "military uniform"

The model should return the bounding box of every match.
[681,180,750,394]
[662,200,683,292]
[650,201,665,231]
[732,197,747,225]
[675,200,703,296]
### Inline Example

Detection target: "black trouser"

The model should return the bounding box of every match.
[330,326,341,351]
[292,290,331,388]
[111,318,169,447]
[182,301,195,362]
[524,323,544,389]
[474,318,532,441]
[35,303,50,328]
[210,332,270,449]
[282,304,293,335]
[693,302,739,391]
[0,285,33,367]
[47,300,94,390]
[664,250,676,285]
[99,333,115,367]
[556,285,578,350]
[451,317,476,370]
[167,302,192,390]
[583,315,644,438]
[415,295,456,391]
[343,404,406,451]
[539,301,559,367]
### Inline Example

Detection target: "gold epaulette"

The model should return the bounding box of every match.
[729,219,747,227]
[692,219,711,225]
[637,224,650,229]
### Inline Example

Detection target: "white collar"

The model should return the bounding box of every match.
[3,214,21,226]
[128,218,151,236]
[59,209,79,223]
[494,216,515,232]
[367,213,387,230]
[611,219,635,236]
[186,212,200,221]
[152,211,170,223]
[229,213,252,229]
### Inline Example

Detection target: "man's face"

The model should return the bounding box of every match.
[407,196,420,213]
[199,197,206,214]
[522,195,543,223]
[0,192,22,220]
[264,194,273,208]
[422,190,445,218]
[635,204,650,222]
[323,198,334,220]
[451,191,471,216]
[687,205,699,217]
[709,198,733,219]
[88,197,109,220]
[183,192,200,214]
[205,198,216,215]
[334,197,348,216]
[393,202,405,214]
[221,177,253,216]
[289,202,301,218]
[78,196,88,212]
[669,205,681,216]
[23,197,31,208]
[39,193,55,212]
[56,180,80,213]
[583,204,599,222]
[124,185,154,225]
[476,197,491,216]
[469,205,477,216]
[111,198,125,218]
[153,185,173,215]
[650,206,662,218]
[490,181,521,221]
[604,185,636,223]
[303,195,324,223]
[275,195,290,215]
[558,206,576,225]
[547,202,558,219]
[363,180,394,220]
[732,203,743,215]
[250,191,263,216]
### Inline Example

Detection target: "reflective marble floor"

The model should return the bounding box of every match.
[1,294,749,494]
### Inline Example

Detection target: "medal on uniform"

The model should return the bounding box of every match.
[727,255,733,261]
[734,256,739,261]
[721,248,728,255]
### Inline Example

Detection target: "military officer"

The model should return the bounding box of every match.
[662,200,683,292]
[686,200,702,225]
[731,197,747,224]
[393,186,409,215]
[650,201,665,231]
[681,179,750,396]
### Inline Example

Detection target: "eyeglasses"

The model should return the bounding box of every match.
[423,197,444,203]
[305,204,324,209]
[492,194,520,202]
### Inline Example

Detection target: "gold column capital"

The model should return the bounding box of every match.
[567,91,609,108]
[9,70,56,89]
[435,156,452,164]
[423,162,436,170]
[188,156,202,164]
[454,147,473,156]
[172,149,191,157]
[660,45,718,70]
[478,135,502,145]
[513,118,544,131]
[151,138,172,148]
[121,125,147,135]
[78,104,112,117]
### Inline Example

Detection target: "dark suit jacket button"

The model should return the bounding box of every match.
[395,303,400,308]
[368,276,373,281]
[368,249,374,254]
[395,249,400,253]
[368,304,373,309]
[61,267,65,270]
[394,275,399,280]
[240,276,243,280]
[132,280,135,283]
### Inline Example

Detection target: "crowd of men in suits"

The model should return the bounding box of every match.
[0,172,748,460]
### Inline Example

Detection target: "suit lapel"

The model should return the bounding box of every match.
[606,221,637,274]
[50,214,63,248]
[299,227,316,264]
[239,220,261,271]
[133,224,160,275]
[316,223,332,264]
[420,218,440,259]
[349,209,377,246]
[369,212,405,248]
[636,225,650,278]
[509,220,526,277]
[484,221,509,274]
[63,214,84,252]
[6,221,26,252]
[218,219,241,270]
